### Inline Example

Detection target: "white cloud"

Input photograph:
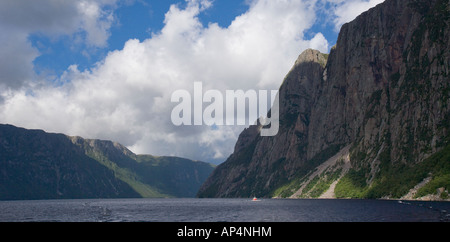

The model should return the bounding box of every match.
[327,0,385,31]
[77,0,117,47]
[0,30,39,89]
[0,0,385,164]
[0,0,118,90]
[308,32,329,53]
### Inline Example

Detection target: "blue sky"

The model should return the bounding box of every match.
[30,0,339,79]
[30,1,248,77]
[0,0,384,164]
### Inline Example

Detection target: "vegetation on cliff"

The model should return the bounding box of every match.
[0,124,214,200]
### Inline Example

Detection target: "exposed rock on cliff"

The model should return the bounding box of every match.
[198,0,450,199]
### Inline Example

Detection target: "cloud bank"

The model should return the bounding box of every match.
[0,0,384,164]
[0,0,118,90]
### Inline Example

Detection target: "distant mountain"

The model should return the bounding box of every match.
[0,124,214,200]
[198,0,450,200]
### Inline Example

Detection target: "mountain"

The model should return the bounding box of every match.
[198,0,450,200]
[0,124,214,200]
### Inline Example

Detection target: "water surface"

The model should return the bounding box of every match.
[0,198,449,222]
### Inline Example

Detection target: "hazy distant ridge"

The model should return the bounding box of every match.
[0,124,214,200]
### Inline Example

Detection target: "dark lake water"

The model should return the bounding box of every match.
[0,198,449,222]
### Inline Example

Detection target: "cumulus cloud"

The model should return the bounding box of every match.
[326,0,385,31]
[0,30,39,89]
[0,0,384,164]
[0,0,118,90]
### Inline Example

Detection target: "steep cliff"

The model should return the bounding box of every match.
[0,124,214,200]
[198,0,450,199]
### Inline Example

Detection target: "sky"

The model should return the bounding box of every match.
[0,0,384,164]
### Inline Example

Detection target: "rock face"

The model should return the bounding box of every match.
[198,49,330,198]
[0,124,215,200]
[198,0,450,199]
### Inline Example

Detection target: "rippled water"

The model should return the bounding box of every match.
[0,198,449,222]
